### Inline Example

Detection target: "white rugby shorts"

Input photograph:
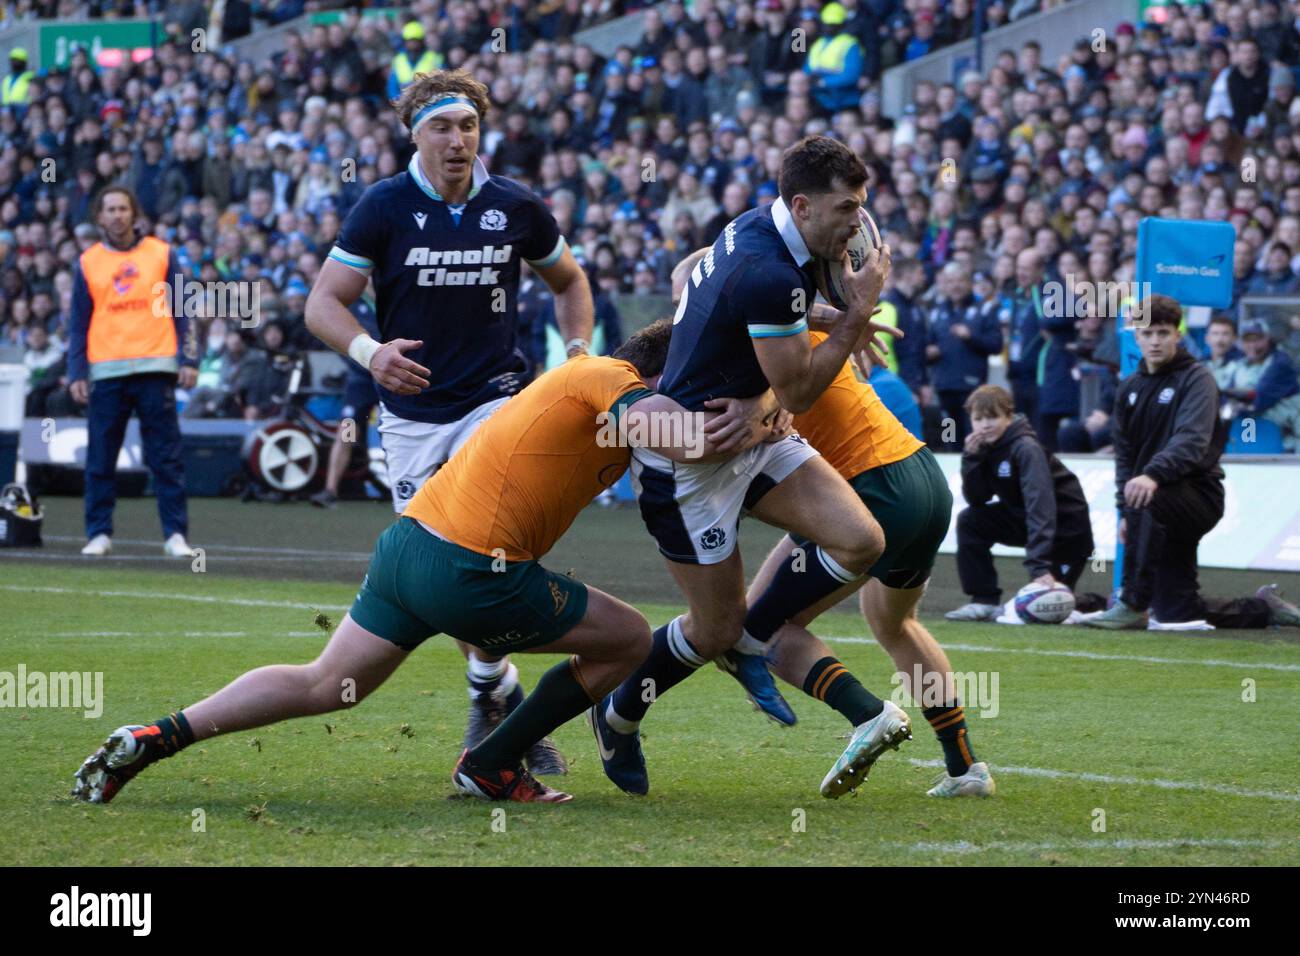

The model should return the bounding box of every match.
[630,433,820,564]
[378,396,510,512]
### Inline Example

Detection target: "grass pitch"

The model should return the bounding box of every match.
[2,498,1298,866]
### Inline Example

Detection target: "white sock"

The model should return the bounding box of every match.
[735,629,767,656]
[467,657,518,699]
[605,701,639,735]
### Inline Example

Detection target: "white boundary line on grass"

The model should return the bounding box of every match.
[43,535,373,559]
[47,630,325,638]
[901,837,1291,854]
[825,636,1300,672]
[8,585,1300,670]
[909,758,1300,802]
[3,552,358,564]
[0,584,349,612]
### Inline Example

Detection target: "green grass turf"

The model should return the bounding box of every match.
[3,519,1299,865]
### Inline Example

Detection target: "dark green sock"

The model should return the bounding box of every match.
[923,702,976,777]
[468,659,593,769]
[802,657,884,726]
[147,711,195,758]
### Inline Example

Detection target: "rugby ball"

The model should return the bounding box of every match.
[813,206,884,310]
[1013,582,1076,624]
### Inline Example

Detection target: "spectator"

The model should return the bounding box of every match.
[1,47,32,110]
[1002,248,1048,429]
[702,181,751,245]
[926,262,1003,446]
[23,323,63,414]
[749,0,801,107]
[1203,314,1245,388]
[1221,318,1300,450]
[876,256,930,400]
[806,3,865,112]
[1247,241,1300,295]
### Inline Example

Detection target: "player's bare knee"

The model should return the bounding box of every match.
[623,610,653,662]
[684,605,745,659]
[306,661,364,713]
[835,516,884,572]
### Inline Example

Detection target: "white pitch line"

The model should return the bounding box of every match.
[9,585,1300,673]
[0,584,349,612]
[1,552,358,564]
[824,636,1300,672]
[902,837,1291,855]
[44,535,374,559]
[909,758,1300,803]
[47,630,325,638]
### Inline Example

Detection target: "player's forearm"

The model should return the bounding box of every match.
[778,318,861,413]
[552,271,595,348]
[305,291,367,356]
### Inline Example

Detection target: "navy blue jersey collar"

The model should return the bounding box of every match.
[771,197,812,267]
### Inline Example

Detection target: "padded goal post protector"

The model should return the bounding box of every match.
[1135,217,1237,310]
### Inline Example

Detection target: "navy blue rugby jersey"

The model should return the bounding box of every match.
[328,154,565,424]
[658,197,816,411]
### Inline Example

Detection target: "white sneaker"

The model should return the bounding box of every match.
[81,534,112,556]
[163,533,193,558]
[820,700,913,798]
[945,602,1001,622]
[927,761,996,797]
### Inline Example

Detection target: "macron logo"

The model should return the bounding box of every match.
[413,212,428,231]
[50,886,151,936]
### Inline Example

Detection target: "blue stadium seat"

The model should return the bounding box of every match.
[1225,416,1284,454]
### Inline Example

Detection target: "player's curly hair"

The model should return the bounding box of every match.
[392,69,492,130]
[613,319,673,379]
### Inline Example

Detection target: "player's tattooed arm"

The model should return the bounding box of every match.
[307,261,430,395]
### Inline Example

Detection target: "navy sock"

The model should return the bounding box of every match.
[923,702,976,777]
[608,618,706,726]
[801,657,884,725]
[745,545,862,642]
[468,659,594,769]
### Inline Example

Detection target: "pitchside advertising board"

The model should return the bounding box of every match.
[931,454,1300,573]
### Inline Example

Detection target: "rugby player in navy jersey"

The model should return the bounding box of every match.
[590,135,911,796]
[305,70,593,776]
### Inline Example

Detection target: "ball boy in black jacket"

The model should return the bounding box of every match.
[946,385,1098,621]
[1084,295,1300,630]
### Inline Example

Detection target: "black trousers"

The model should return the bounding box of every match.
[956,503,1095,604]
[1121,479,1270,628]
[1011,380,1038,431]
[1038,412,1067,453]
[937,388,973,448]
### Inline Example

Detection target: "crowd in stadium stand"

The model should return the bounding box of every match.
[3,0,1300,454]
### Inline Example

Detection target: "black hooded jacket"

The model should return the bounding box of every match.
[1113,347,1227,508]
[961,415,1092,576]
